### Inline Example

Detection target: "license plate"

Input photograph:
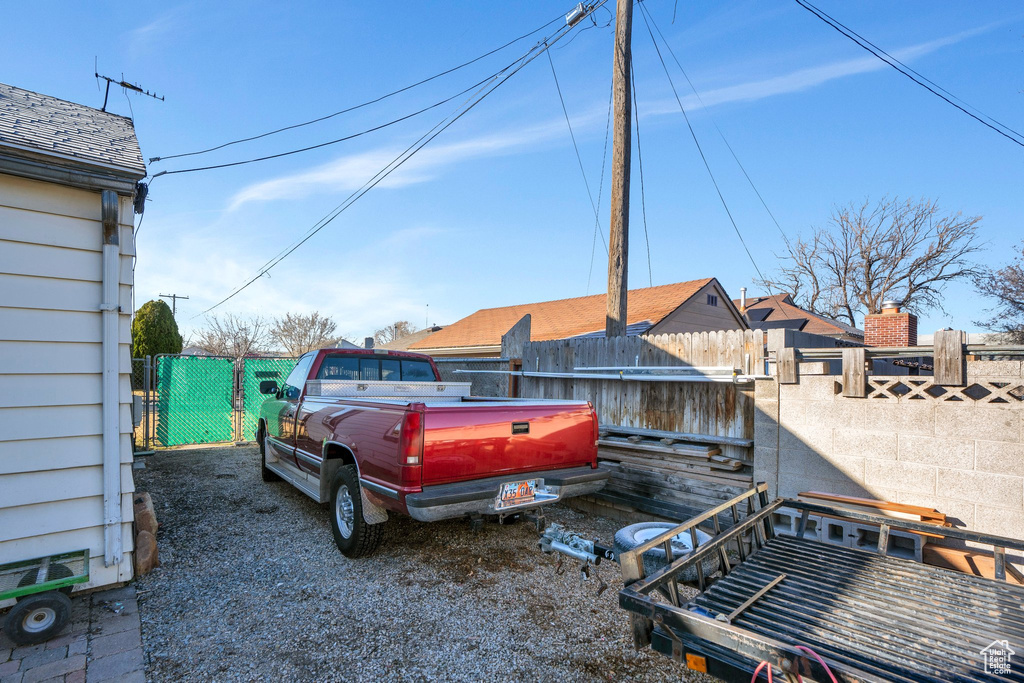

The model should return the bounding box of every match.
[495,479,538,510]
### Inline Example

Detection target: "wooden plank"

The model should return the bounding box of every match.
[934,329,965,386]
[601,423,753,448]
[777,347,797,384]
[598,455,754,484]
[842,347,866,398]
[499,314,531,360]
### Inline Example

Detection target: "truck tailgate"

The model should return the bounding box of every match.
[419,401,596,486]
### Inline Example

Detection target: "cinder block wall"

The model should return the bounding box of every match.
[754,361,1024,544]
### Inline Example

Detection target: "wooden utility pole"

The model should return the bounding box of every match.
[606,0,633,338]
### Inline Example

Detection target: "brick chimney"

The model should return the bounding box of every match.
[863,300,917,347]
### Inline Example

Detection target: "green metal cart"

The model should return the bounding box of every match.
[0,550,89,645]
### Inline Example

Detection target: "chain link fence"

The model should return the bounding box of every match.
[132,355,297,449]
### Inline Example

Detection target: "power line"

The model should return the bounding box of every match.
[197,6,604,317]
[587,82,614,294]
[151,69,513,179]
[637,4,770,287]
[545,47,609,256]
[630,60,653,287]
[794,0,1024,149]
[150,13,565,164]
[640,3,793,253]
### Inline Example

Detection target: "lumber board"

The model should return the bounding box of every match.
[600,424,753,448]
[599,455,753,484]
[599,445,741,471]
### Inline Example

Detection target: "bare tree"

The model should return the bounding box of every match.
[194,314,271,358]
[975,240,1024,343]
[374,320,417,346]
[271,311,349,356]
[760,197,983,326]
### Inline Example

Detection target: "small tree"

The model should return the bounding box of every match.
[194,314,270,358]
[132,300,183,358]
[975,240,1024,343]
[761,197,983,326]
[271,312,349,356]
[374,321,417,346]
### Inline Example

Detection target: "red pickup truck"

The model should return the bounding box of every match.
[256,348,607,557]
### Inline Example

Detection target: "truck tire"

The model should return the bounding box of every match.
[259,427,280,483]
[329,465,384,558]
[3,591,72,645]
[613,522,717,583]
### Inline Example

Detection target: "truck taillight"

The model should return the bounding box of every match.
[589,404,599,446]
[400,410,424,466]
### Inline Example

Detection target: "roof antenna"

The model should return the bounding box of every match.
[94,63,164,112]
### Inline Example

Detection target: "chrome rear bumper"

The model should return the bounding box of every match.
[404,466,608,523]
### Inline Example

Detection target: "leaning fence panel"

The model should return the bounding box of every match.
[240,357,296,441]
[154,355,235,447]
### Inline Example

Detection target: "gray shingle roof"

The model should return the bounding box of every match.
[0,82,145,178]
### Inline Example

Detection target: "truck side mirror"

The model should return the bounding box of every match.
[259,380,279,395]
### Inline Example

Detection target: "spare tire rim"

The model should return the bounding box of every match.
[24,606,57,633]
[335,485,355,538]
[633,527,712,553]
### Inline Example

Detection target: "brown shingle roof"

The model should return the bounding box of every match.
[736,293,864,338]
[378,326,444,351]
[0,82,145,177]
[410,279,714,351]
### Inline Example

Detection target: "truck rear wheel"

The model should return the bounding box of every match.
[330,465,384,558]
[259,427,280,483]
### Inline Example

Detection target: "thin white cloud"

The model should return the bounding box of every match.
[643,26,991,116]
[127,8,186,54]
[226,115,602,210]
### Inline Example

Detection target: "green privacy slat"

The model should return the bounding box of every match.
[154,356,235,446]
[241,357,296,440]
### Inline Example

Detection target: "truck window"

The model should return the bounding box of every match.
[359,358,381,381]
[401,360,434,381]
[282,354,315,399]
[317,355,358,380]
[381,359,401,381]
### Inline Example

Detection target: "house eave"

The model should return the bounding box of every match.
[0,146,143,195]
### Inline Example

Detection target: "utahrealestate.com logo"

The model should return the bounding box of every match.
[981,640,1015,676]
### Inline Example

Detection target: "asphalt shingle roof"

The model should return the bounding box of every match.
[735,293,864,339]
[410,279,715,351]
[0,82,145,177]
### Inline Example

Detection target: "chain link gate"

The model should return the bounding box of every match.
[154,355,236,447]
[239,357,297,442]
[131,354,297,449]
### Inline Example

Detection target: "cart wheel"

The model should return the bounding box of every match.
[17,563,74,596]
[3,591,72,645]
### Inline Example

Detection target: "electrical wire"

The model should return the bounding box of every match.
[794,0,1024,149]
[640,3,794,254]
[545,46,609,255]
[637,6,771,288]
[640,2,795,322]
[587,82,614,295]
[196,7,603,317]
[150,12,566,164]
[152,69,512,179]
[630,60,653,287]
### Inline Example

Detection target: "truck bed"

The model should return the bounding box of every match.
[618,488,1024,683]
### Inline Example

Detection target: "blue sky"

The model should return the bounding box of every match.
[4,1,1023,341]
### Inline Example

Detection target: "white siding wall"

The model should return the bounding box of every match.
[0,173,135,592]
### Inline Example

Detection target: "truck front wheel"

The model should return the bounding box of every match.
[329,465,384,558]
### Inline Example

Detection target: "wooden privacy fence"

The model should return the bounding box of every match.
[518,330,764,518]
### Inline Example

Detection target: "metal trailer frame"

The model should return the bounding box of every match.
[618,486,1024,682]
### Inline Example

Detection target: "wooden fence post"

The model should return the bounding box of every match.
[777,348,798,384]
[842,347,866,397]
[934,329,966,386]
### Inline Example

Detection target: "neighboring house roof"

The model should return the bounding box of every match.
[410,279,717,352]
[736,293,864,339]
[0,82,145,178]
[378,326,444,351]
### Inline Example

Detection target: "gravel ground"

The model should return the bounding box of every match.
[134,445,715,682]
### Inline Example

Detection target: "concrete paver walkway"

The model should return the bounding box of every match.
[0,585,143,683]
